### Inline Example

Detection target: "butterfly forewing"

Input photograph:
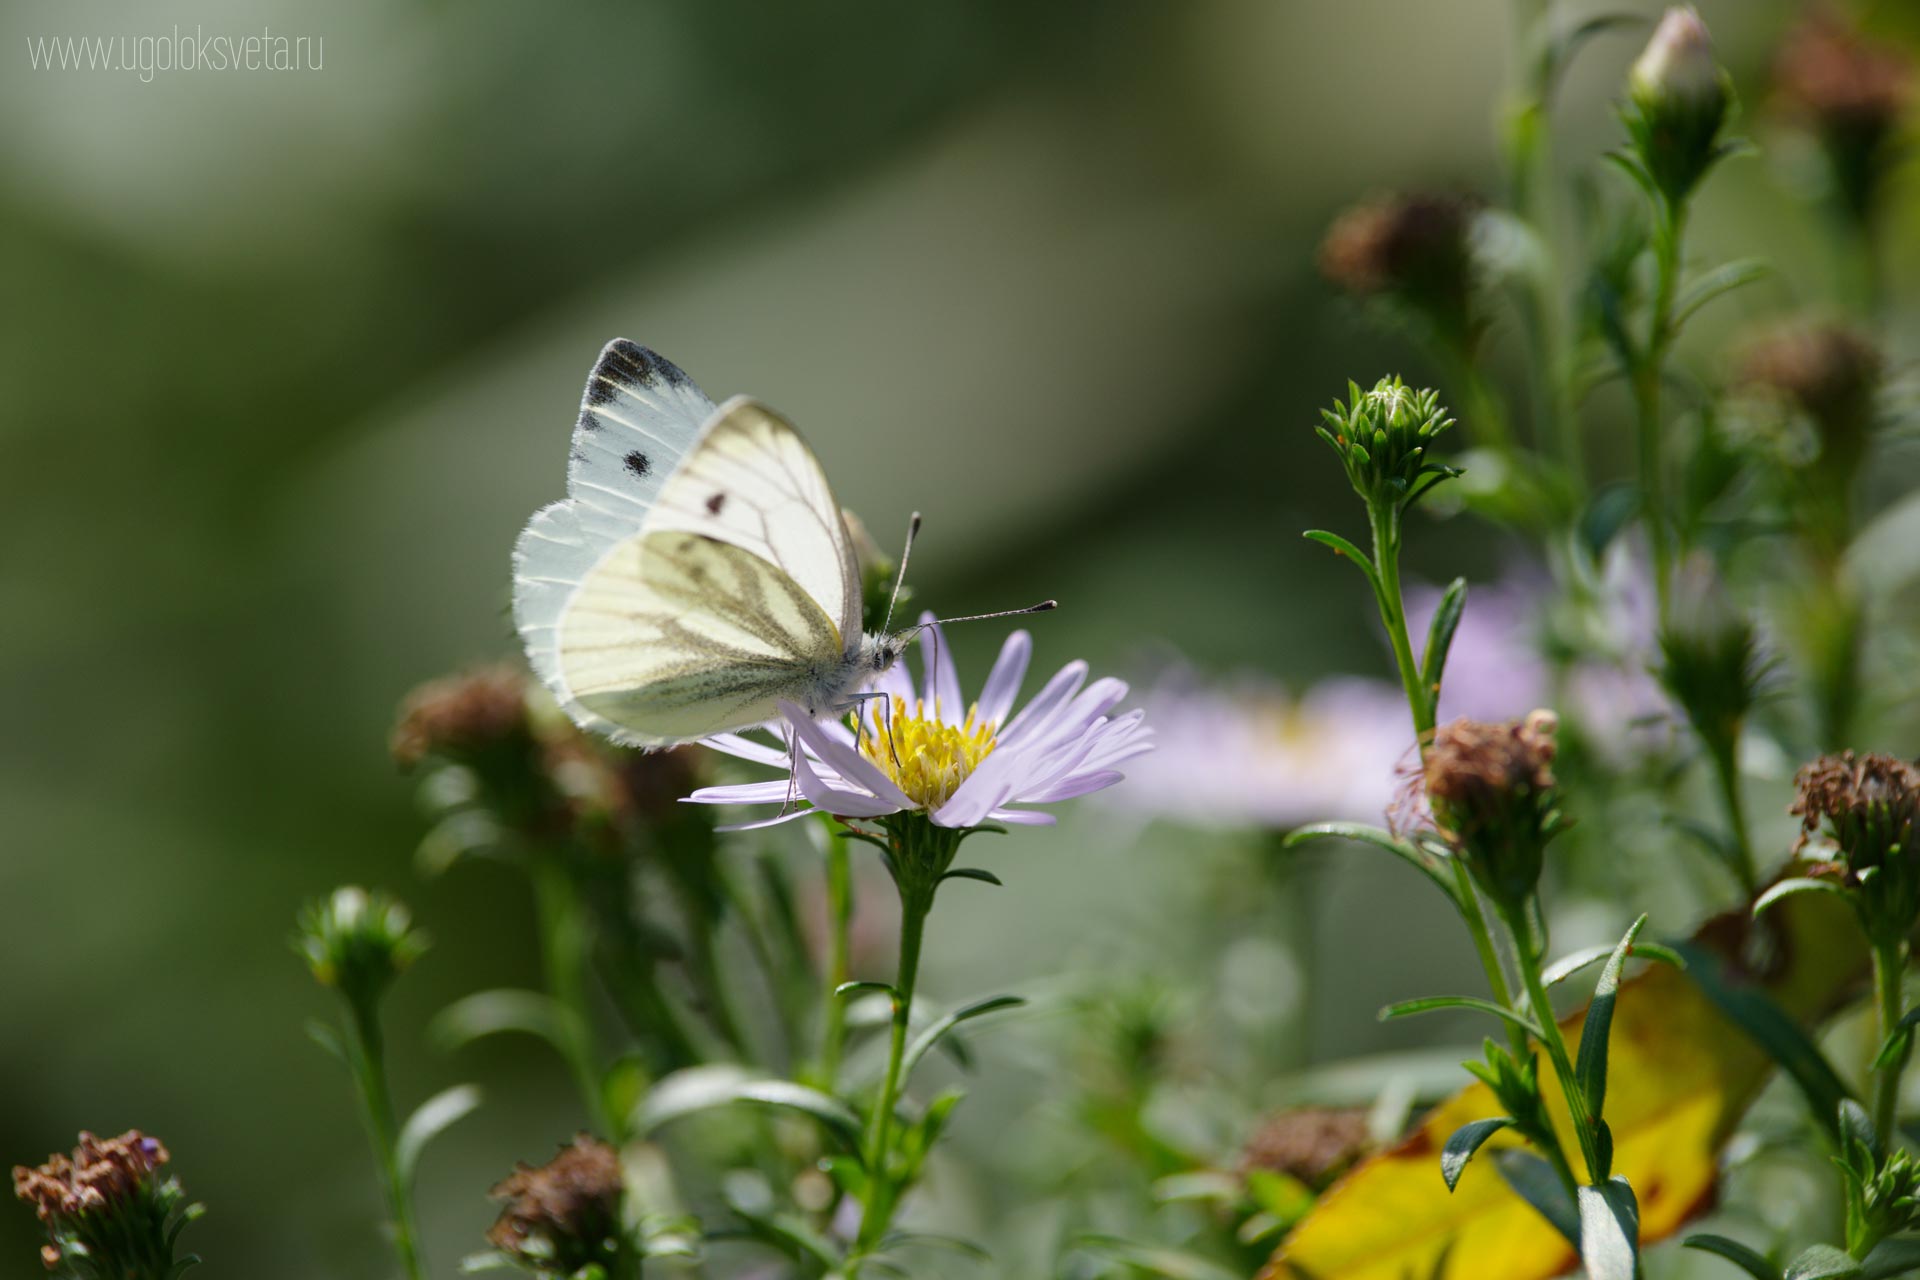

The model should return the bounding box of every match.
[648,397,863,653]
[513,340,868,748]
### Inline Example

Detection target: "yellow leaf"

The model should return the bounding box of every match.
[1262,892,1862,1280]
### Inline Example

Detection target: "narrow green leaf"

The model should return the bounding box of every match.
[635,1065,863,1151]
[1862,1238,1920,1279]
[1440,1117,1511,1192]
[1753,878,1847,917]
[1378,996,1544,1040]
[834,980,896,1001]
[1577,1178,1640,1280]
[1674,942,1855,1140]
[1579,483,1642,565]
[1672,258,1770,330]
[1684,1234,1781,1280]
[901,995,1026,1081]
[1871,1006,1920,1070]
[430,989,580,1059]
[1303,529,1382,594]
[1284,823,1461,909]
[938,867,1003,887]
[880,1232,993,1263]
[396,1084,482,1188]
[1784,1243,1863,1280]
[1575,915,1647,1135]
[1493,1151,1580,1249]
[305,1019,347,1064]
[1419,578,1468,714]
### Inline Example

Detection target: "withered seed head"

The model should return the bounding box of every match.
[391,664,534,770]
[1240,1107,1373,1192]
[1739,321,1883,444]
[1774,8,1914,223]
[1423,712,1563,913]
[13,1131,170,1225]
[487,1134,624,1272]
[1319,192,1479,349]
[1791,752,1920,944]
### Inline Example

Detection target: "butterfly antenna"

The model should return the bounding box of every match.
[881,512,922,634]
[909,600,1058,632]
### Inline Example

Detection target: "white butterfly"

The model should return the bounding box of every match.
[514,340,1040,749]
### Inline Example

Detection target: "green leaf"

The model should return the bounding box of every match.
[1379,996,1544,1040]
[430,989,582,1060]
[305,1018,347,1064]
[1753,878,1847,917]
[1579,482,1642,565]
[1784,1244,1864,1280]
[1577,1178,1640,1280]
[834,980,897,1002]
[1303,529,1382,594]
[1685,1233,1781,1280]
[880,1232,992,1263]
[396,1085,482,1188]
[1674,942,1856,1140]
[939,867,1003,887]
[1871,1007,1920,1071]
[1862,1238,1920,1279]
[1575,915,1648,1139]
[1284,823,1462,910]
[458,1251,519,1274]
[1440,1117,1511,1192]
[1493,1150,1580,1249]
[635,1065,864,1151]
[1419,578,1467,716]
[901,995,1026,1081]
[1672,258,1770,330]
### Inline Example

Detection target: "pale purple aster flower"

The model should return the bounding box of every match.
[686,616,1151,830]
[1114,668,1414,830]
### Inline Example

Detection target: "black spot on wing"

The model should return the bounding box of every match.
[705,492,727,515]
[624,451,652,478]
[593,339,695,395]
[577,409,602,433]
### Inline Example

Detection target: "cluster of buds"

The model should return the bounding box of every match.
[294,885,428,1011]
[1315,377,1459,517]
[1773,8,1914,228]
[1422,712,1566,920]
[1319,191,1482,355]
[1835,1099,1920,1257]
[486,1135,626,1277]
[13,1131,200,1277]
[1791,752,1920,946]
[1620,7,1735,209]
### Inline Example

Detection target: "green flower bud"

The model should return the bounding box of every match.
[1621,7,1734,208]
[1423,711,1566,917]
[294,886,428,1009]
[1315,377,1459,515]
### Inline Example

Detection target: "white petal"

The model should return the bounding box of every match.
[794,750,902,818]
[916,613,964,719]
[998,661,1088,744]
[701,732,789,767]
[976,630,1031,726]
[985,807,1057,826]
[781,703,915,810]
[718,807,819,832]
[685,780,793,805]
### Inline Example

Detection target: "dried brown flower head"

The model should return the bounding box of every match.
[391,664,534,770]
[1319,192,1479,346]
[1791,752,1920,863]
[12,1131,169,1226]
[1740,321,1883,441]
[1774,9,1914,221]
[1241,1107,1373,1192]
[487,1135,624,1272]
[1422,712,1563,912]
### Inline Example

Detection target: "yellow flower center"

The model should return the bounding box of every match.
[857,696,998,811]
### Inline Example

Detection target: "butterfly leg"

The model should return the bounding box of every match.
[837,691,900,770]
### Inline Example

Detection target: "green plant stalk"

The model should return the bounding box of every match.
[535,861,619,1141]
[818,828,854,1087]
[345,1001,426,1280]
[1871,937,1910,1153]
[857,883,931,1256]
[1633,199,1688,623]
[1368,500,1538,1079]
[1502,902,1607,1188]
[1704,735,1759,899]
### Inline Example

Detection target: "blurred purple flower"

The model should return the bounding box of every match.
[1114,669,1414,830]
[687,617,1151,830]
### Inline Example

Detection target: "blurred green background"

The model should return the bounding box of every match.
[4,1,1916,1274]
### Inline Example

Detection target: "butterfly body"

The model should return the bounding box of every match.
[514,340,903,748]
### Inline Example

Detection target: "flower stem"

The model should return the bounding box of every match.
[1871,937,1910,1153]
[1705,735,1759,899]
[345,1001,426,1280]
[1634,199,1688,623]
[859,883,930,1253]
[1368,503,1433,741]
[1502,903,1605,1189]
